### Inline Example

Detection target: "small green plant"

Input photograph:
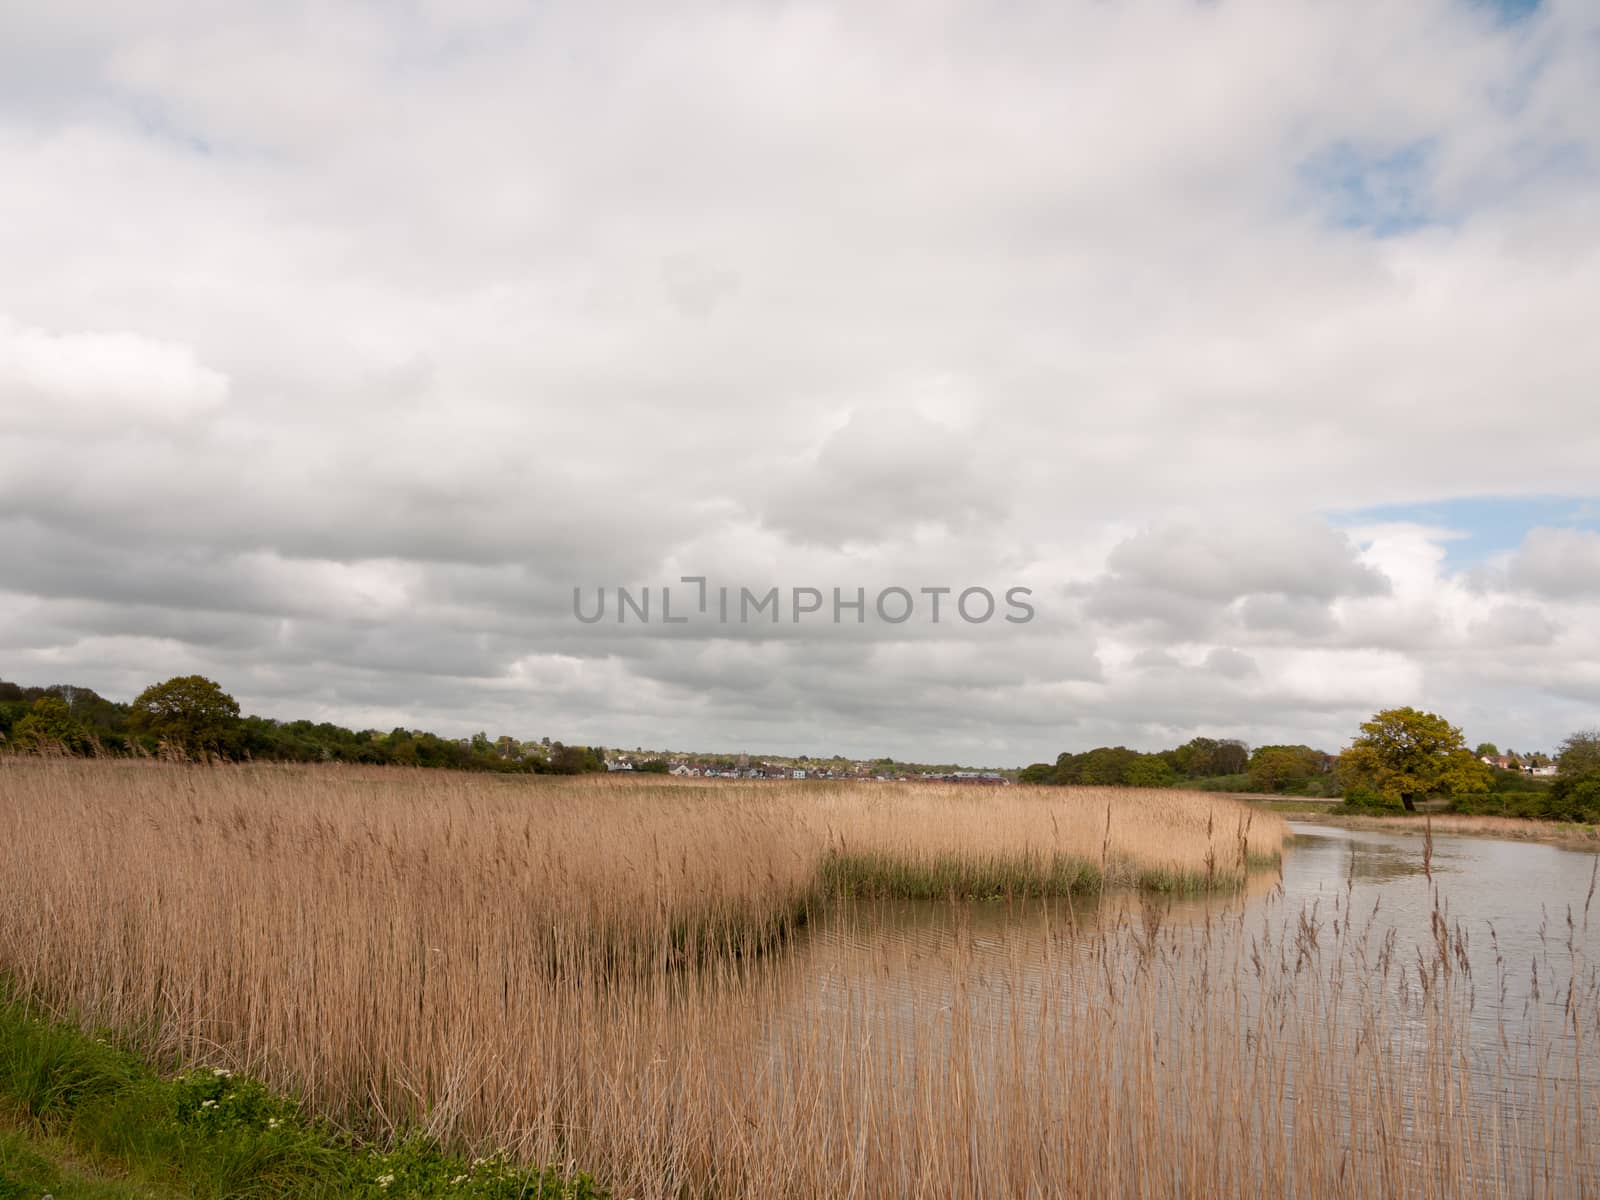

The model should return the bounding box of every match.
[172,1065,301,1134]
[0,997,608,1200]
[352,1139,605,1199]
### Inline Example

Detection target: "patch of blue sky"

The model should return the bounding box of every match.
[1297,139,1445,237]
[1329,496,1600,568]
[1479,0,1542,24]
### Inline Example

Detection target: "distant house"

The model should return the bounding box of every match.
[1480,755,1515,770]
[792,769,806,780]
[1528,764,1559,777]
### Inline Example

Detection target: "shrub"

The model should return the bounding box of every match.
[1341,785,1402,812]
[1450,781,1600,823]
[1188,774,1254,793]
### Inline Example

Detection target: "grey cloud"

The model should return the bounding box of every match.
[1508,528,1600,599]
[1129,648,1181,670]
[761,407,1006,548]
[1236,593,1339,638]
[1085,519,1387,638]
[1468,603,1560,647]
[1084,579,1222,640]
[1204,647,1259,679]
[1102,519,1389,603]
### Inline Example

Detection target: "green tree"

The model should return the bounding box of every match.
[1054,746,1141,786]
[1017,762,1054,785]
[1338,707,1491,812]
[549,742,604,775]
[129,675,241,761]
[1557,730,1600,779]
[1474,742,1499,759]
[1167,736,1250,778]
[11,696,83,755]
[1123,753,1177,788]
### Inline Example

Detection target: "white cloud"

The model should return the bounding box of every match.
[0,0,1598,761]
[0,315,228,429]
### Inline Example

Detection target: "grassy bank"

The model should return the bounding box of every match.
[0,990,604,1199]
[1278,807,1600,849]
[1227,789,1600,849]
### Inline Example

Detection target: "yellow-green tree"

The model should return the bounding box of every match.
[1338,707,1491,811]
[1247,745,1327,793]
[11,696,83,755]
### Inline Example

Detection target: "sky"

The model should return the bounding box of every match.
[1,0,1598,766]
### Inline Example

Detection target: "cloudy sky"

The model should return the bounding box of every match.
[2,0,1598,765]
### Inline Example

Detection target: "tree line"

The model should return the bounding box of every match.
[0,675,607,774]
[1018,736,1337,796]
[8,676,1599,820]
[1021,708,1600,820]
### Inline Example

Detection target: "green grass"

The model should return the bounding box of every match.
[817,846,1284,901]
[0,993,606,1200]
[818,850,1103,900]
[0,1120,187,1199]
[1239,797,1341,815]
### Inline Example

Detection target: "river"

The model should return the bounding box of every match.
[737,820,1600,1196]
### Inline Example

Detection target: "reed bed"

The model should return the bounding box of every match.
[1,760,1593,1198]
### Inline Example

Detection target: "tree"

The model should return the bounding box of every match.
[1338,707,1491,812]
[1167,736,1249,778]
[11,696,83,755]
[1017,762,1054,785]
[129,675,241,761]
[1123,753,1177,788]
[549,742,604,775]
[1474,742,1499,759]
[1247,745,1325,794]
[1557,730,1600,779]
[1053,746,1140,786]
[1212,739,1250,776]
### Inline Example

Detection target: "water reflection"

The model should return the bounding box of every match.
[556,821,1600,1194]
[731,820,1600,1193]
[788,820,1600,985]
[1282,822,1600,992]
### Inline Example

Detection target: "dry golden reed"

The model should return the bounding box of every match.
[0,760,1594,1198]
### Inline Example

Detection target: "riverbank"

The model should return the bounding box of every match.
[1233,795,1600,850]
[0,990,605,1199]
